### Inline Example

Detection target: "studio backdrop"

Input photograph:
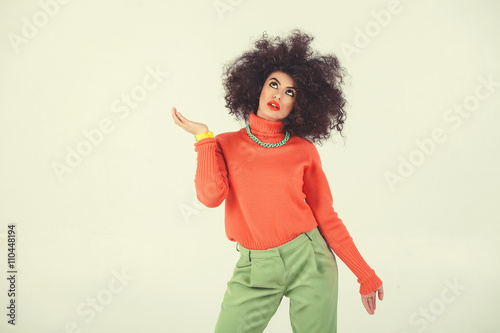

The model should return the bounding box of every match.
[0,0,499,332]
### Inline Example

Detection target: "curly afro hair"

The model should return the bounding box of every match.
[222,29,348,145]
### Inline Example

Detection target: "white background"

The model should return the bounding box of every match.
[1,0,499,332]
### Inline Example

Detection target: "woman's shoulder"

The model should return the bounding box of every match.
[293,136,317,151]
[215,128,245,142]
[292,136,324,164]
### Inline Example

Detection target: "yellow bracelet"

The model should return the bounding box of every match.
[194,131,214,142]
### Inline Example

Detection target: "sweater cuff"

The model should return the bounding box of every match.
[331,240,383,295]
[194,136,216,148]
[359,274,383,295]
[193,137,217,180]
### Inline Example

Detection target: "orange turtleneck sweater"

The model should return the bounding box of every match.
[193,112,382,294]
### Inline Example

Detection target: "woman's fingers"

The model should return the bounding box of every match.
[360,284,384,315]
[171,107,181,123]
[174,108,194,127]
[363,298,374,315]
[378,285,384,300]
[172,107,185,122]
[361,293,376,315]
[171,107,209,135]
[172,107,190,128]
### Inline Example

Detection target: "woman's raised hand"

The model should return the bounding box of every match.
[171,107,209,135]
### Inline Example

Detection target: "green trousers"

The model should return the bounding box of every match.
[214,226,339,333]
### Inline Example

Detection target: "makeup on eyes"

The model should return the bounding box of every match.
[269,78,296,97]
[257,71,296,120]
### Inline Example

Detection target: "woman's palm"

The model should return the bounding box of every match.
[171,107,209,135]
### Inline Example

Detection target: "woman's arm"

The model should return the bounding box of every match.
[193,136,229,207]
[172,108,229,207]
[301,139,383,295]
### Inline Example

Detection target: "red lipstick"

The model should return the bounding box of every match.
[267,100,280,111]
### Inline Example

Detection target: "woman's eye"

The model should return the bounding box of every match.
[286,90,295,97]
[269,81,278,88]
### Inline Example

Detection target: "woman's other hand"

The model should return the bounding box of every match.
[361,284,384,315]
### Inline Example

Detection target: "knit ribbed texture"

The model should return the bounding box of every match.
[193,112,382,294]
[193,137,228,207]
[247,112,284,134]
[329,238,383,294]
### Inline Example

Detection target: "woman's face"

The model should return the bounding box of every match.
[256,71,297,122]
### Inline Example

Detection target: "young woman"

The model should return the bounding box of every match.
[171,29,384,333]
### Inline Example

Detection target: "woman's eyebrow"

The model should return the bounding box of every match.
[270,77,296,90]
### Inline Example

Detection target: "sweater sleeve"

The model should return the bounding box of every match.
[193,136,229,208]
[302,141,382,295]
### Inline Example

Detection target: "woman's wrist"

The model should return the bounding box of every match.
[194,131,214,142]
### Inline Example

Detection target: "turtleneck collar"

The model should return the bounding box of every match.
[248,112,284,136]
